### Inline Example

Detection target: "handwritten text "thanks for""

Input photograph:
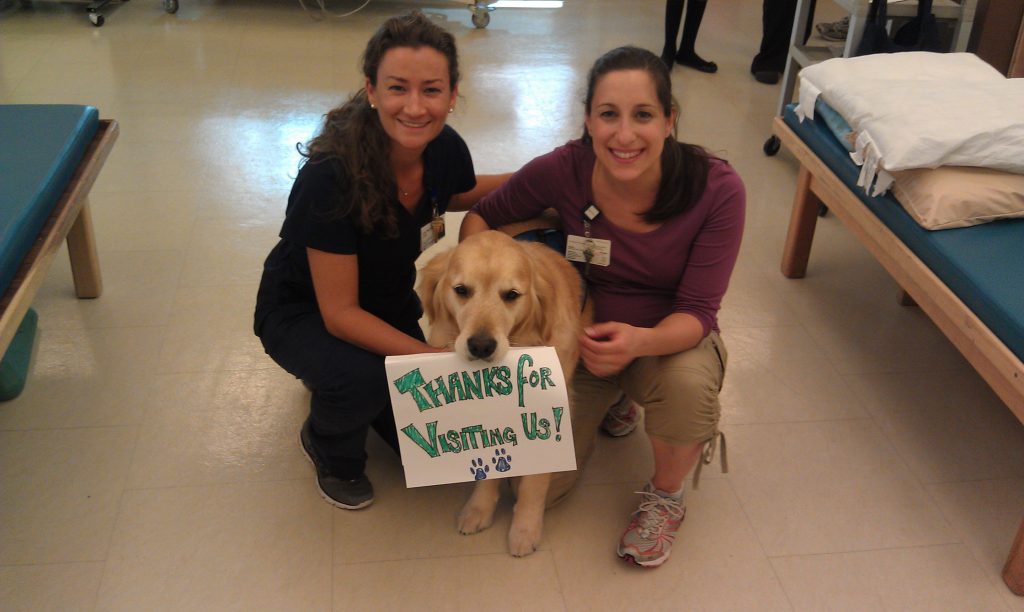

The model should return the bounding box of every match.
[391,353,557,411]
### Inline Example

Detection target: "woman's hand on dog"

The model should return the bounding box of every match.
[579,322,640,377]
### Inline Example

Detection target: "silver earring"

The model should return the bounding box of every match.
[370,103,376,109]
[448,107,454,114]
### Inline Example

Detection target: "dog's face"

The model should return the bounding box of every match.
[419,231,550,362]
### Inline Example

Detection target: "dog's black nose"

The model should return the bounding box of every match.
[466,334,497,359]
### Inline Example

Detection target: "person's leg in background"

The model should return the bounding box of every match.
[661,0,717,73]
[661,0,684,68]
[750,0,798,84]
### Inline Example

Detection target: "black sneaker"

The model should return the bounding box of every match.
[300,420,374,509]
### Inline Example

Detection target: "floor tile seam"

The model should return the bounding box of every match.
[772,540,1017,606]
[765,540,979,562]
[859,399,1022,421]
[835,413,954,503]
[722,477,798,611]
[120,474,311,493]
[34,321,174,333]
[0,423,138,434]
[768,540,1014,605]
[723,414,873,427]
[3,52,44,98]
[925,476,1024,488]
[546,542,570,612]
[91,419,144,611]
[574,479,646,492]
[724,416,873,433]
[92,247,188,256]
[0,558,106,569]
[920,475,1019,567]
[835,360,979,376]
[149,364,281,376]
[159,213,192,290]
[865,400,1024,487]
[32,325,172,345]
[726,416,963,552]
[329,547,559,568]
[764,532,970,562]
[888,449,1024,486]
[169,282,264,292]
[782,321,888,413]
[794,325,970,364]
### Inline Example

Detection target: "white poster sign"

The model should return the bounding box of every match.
[385,347,576,488]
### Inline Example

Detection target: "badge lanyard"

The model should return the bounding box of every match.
[575,203,606,278]
[582,219,595,278]
[430,188,444,240]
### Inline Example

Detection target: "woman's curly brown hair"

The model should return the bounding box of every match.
[299,10,460,237]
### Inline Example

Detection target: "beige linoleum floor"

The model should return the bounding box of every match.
[2,0,1023,610]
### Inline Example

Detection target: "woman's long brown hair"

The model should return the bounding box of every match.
[299,10,460,237]
[582,45,713,224]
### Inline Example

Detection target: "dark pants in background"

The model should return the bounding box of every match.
[752,0,814,74]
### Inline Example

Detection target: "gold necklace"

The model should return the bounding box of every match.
[397,164,423,198]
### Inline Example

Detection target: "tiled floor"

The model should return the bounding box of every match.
[2,0,1022,610]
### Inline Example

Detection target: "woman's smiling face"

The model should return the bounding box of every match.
[584,69,675,186]
[366,46,457,156]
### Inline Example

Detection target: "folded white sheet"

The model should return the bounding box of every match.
[794,52,1024,195]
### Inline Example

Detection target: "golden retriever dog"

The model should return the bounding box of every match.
[417,229,590,557]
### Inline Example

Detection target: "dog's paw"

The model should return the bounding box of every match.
[507,521,542,557]
[457,502,495,535]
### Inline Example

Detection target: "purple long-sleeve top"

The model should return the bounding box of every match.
[471,139,745,337]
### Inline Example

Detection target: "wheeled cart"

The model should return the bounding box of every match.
[23,0,178,27]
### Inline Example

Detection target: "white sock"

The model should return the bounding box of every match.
[649,482,685,500]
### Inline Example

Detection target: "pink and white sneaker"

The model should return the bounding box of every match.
[600,394,641,437]
[616,485,686,568]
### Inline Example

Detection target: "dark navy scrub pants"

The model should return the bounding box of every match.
[258,308,421,480]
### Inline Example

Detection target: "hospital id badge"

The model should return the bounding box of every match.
[420,213,445,252]
[565,234,610,266]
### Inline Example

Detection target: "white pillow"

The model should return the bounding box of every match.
[794,53,1024,195]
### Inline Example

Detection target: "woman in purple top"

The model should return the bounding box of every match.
[461,46,745,568]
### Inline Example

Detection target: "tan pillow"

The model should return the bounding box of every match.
[889,166,1024,230]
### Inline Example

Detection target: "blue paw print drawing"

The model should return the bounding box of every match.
[470,458,489,480]
[492,448,512,473]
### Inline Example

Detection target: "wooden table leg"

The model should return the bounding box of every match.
[66,199,102,299]
[1005,516,1024,595]
[781,165,823,278]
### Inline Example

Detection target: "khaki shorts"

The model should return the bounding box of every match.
[547,331,728,506]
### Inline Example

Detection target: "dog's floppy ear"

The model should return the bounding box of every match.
[417,248,454,324]
[513,243,562,344]
[532,264,559,343]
